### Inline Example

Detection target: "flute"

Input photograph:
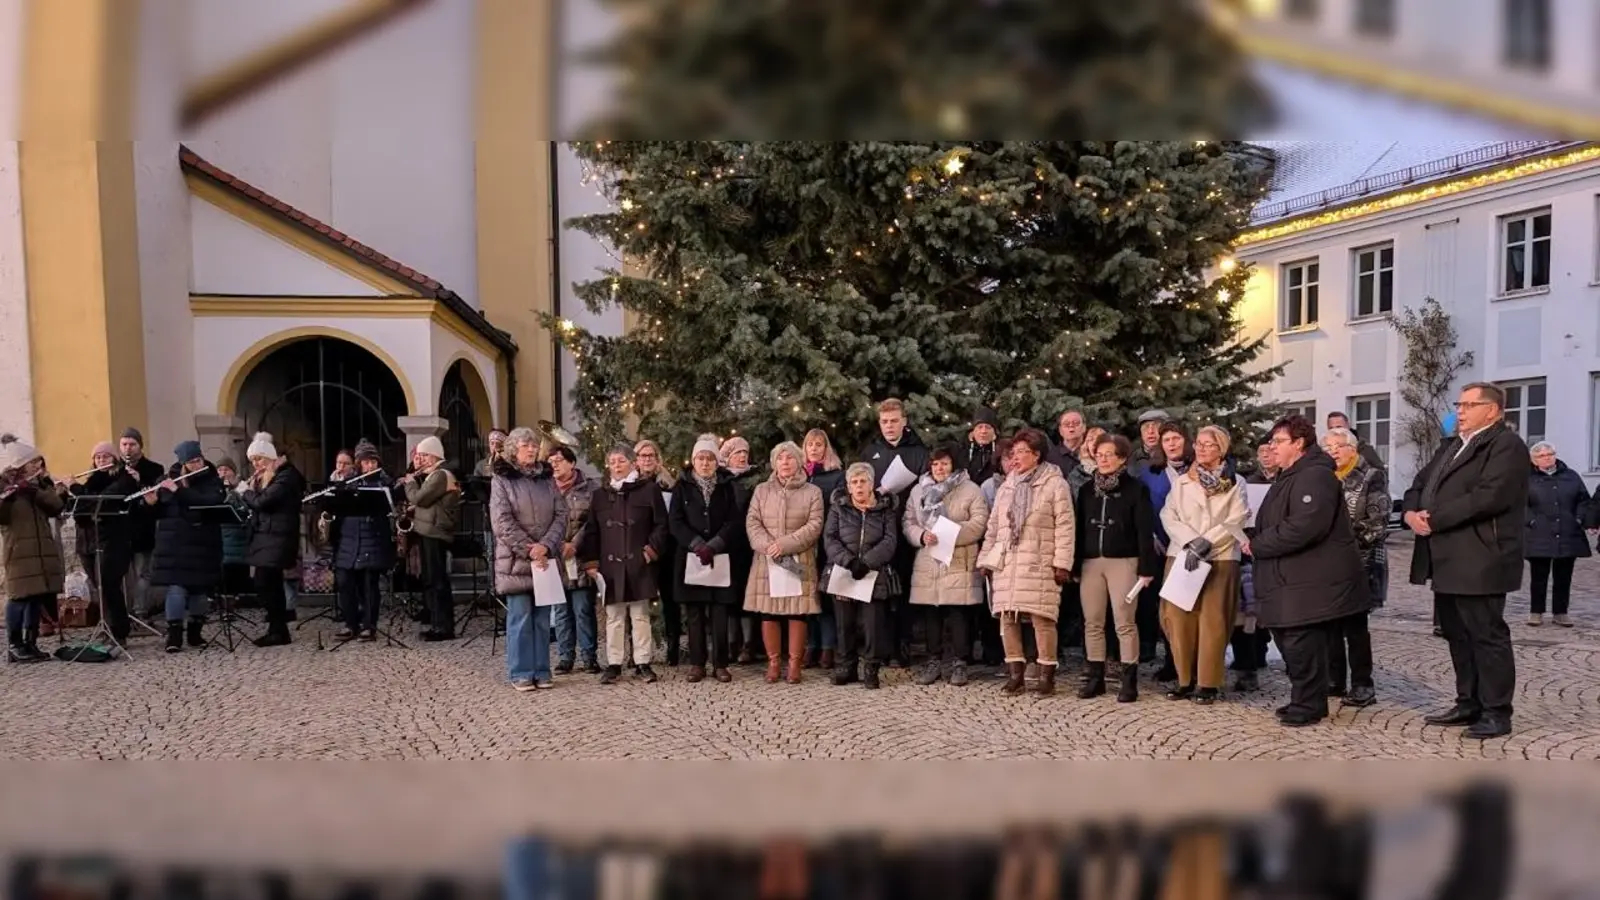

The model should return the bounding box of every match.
[128,467,205,501]
[304,466,381,502]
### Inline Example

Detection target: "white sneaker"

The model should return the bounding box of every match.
[1527,614,1542,627]
[511,679,536,692]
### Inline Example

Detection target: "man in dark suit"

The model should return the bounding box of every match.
[1403,382,1525,739]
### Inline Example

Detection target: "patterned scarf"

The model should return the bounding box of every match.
[1192,463,1234,497]
[1093,466,1124,496]
[692,471,717,504]
[1007,464,1042,544]
[913,470,967,529]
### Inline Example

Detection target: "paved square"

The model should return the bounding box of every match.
[2,539,1597,759]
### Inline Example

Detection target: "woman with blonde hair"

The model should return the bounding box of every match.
[634,438,682,664]
[743,441,824,683]
[1158,423,1249,704]
[802,427,845,668]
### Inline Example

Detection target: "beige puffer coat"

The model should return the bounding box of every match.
[977,463,1075,621]
[903,475,989,607]
[743,474,824,617]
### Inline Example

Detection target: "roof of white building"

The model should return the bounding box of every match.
[1249,139,1582,225]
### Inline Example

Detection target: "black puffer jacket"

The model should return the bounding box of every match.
[1524,461,1593,559]
[668,467,745,605]
[822,488,900,602]
[1250,448,1371,628]
[806,464,846,569]
[149,464,227,589]
[125,455,166,554]
[242,462,306,570]
[331,471,397,572]
[69,468,141,551]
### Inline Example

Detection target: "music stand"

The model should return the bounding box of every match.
[187,504,256,653]
[323,487,411,651]
[62,495,132,662]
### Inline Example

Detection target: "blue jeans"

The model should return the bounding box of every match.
[164,585,209,623]
[551,587,596,664]
[807,594,837,651]
[505,594,552,683]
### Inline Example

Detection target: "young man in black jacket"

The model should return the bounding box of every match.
[859,398,928,666]
[118,428,167,623]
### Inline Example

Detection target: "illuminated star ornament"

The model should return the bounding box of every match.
[942,150,967,176]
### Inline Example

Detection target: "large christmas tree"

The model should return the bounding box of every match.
[552,141,1279,463]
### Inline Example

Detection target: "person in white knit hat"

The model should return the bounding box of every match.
[236,432,305,646]
[1,433,66,662]
[402,435,461,640]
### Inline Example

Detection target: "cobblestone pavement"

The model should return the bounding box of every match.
[2,538,1597,760]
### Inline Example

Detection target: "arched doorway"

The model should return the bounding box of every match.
[439,359,490,477]
[235,337,410,481]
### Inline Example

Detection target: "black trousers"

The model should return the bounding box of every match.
[1435,593,1516,717]
[1273,624,1331,719]
[84,547,133,641]
[339,568,383,631]
[920,605,971,663]
[835,596,890,666]
[658,559,681,659]
[419,535,453,635]
[1527,557,1575,616]
[889,544,916,658]
[1229,627,1271,672]
[254,566,288,631]
[1326,612,1375,690]
[975,606,1003,664]
[685,603,729,669]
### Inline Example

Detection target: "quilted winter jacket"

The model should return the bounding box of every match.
[903,476,988,607]
[742,474,823,616]
[489,458,568,597]
[977,463,1075,621]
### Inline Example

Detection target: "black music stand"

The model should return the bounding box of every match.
[63,495,131,662]
[323,487,411,651]
[188,504,256,653]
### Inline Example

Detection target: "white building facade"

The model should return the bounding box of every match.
[1236,140,1600,491]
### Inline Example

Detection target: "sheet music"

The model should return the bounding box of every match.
[878,456,917,494]
[767,562,804,598]
[532,559,568,607]
[1159,560,1211,612]
[684,554,732,587]
[928,516,962,566]
[1243,483,1270,528]
[826,565,878,602]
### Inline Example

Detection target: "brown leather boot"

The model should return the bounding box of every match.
[762,620,784,683]
[787,619,807,684]
[1036,663,1057,696]
[1001,661,1027,695]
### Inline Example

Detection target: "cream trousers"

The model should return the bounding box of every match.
[605,600,653,666]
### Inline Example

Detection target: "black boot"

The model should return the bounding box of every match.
[186,619,206,648]
[1076,661,1107,699]
[252,621,291,647]
[1117,662,1139,703]
[862,662,881,690]
[165,622,184,654]
[23,627,48,660]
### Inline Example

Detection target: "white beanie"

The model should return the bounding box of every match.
[415,436,446,460]
[691,436,721,461]
[0,433,41,474]
[246,431,277,461]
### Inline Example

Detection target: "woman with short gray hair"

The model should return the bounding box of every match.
[743,441,824,684]
[1321,426,1388,706]
[825,460,902,689]
[1524,441,1592,627]
[490,427,569,691]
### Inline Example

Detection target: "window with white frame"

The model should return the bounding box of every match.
[1353,243,1394,317]
[1281,259,1320,329]
[1500,208,1551,294]
[1284,0,1320,21]
[1503,0,1552,70]
[1282,401,1317,423]
[1349,394,1391,464]
[1354,0,1396,36]
[1503,378,1547,443]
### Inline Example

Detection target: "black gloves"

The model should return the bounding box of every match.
[1184,537,1213,572]
[848,560,871,580]
[694,545,715,566]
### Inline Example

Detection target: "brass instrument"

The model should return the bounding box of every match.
[312,468,383,545]
[537,420,580,456]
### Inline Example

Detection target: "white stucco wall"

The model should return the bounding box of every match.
[189,198,386,296]
[555,143,625,427]
[183,0,477,300]
[192,315,437,418]
[0,0,20,140]
[0,141,31,442]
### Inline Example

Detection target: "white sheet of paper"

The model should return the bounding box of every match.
[1124,580,1144,605]
[767,562,804,598]
[663,492,673,511]
[826,564,878,602]
[878,456,917,494]
[592,572,608,605]
[928,516,962,566]
[532,560,568,607]
[1243,483,1271,528]
[1160,559,1212,612]
[685,553,732,587]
